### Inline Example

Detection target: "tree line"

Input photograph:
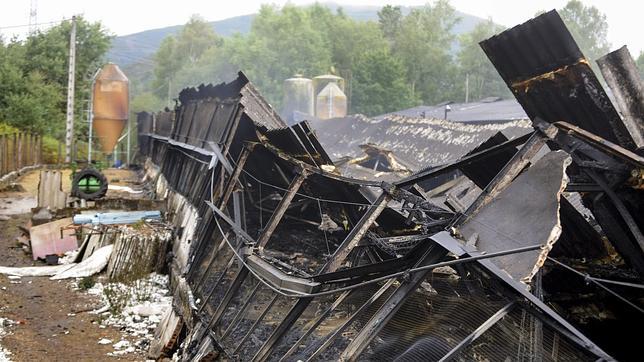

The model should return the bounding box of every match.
[0,1,642,140]
[136,0,625,117]
[0,17,111,137]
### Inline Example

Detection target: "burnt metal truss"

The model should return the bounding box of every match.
[136,9,644,358]
[139,73,642,361]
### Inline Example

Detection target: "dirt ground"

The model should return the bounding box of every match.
[0,168,147,361]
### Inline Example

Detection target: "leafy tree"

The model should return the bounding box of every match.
[457,19,509,101]
[558,0,610,62]
[24,17,112,89]
[326,13,388,75]
[636,51,644,79]
[393,0,460,104]
[153,15,220,99]
[351,49,416,116]
[0,17,110,137]
[2,72,62,135]
[378,5,403,44]
[173,5,334,109]
[130,92,165,114]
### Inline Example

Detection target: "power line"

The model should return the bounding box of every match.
[0,18,70,31]
[547,257,644,314]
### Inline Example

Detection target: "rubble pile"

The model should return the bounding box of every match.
[132,9,643,362]
[0,318,15,362]
[88,273,171,357]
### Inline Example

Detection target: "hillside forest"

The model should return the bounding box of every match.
[1,0,642,150]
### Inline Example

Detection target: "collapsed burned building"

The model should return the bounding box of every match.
[136,10,643,361]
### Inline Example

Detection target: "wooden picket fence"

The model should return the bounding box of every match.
[0,132,42,179]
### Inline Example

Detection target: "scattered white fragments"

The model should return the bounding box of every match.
[98,338,112,345]
[0,344,11,362]
[0,318,16,362]
[113,340,130,349]
[87,273,171,356]
[58,250,79,265]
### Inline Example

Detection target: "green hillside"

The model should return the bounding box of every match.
[107,3,487,67]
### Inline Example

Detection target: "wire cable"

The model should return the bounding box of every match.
[224,150,453,213]
[547,257,644,314]
[209,209,542,299]
[0,18,70,30]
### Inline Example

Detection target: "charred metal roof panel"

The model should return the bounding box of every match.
[459,132,516,188]
[260,121,334,167]
[309,114,532,172]
[380,98,528,123]
[155,111,174,138]
[480,10,637,150]
[172,72,286,148]
[136,111,153,135]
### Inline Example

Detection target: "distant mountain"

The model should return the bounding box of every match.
[107,3,488,67]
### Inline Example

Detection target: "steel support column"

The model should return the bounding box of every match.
[319,192,391,274]
[218,143,255,209]
[256,169,309,250]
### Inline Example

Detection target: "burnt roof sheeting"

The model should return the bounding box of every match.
[309,114,532,172]
[260,121,334,167]
[459,132,516,188]
[136,112,153,155]
[172,71,286,149]
[379,98,528,123]
[155,111,174,138]
[480,10,637,150]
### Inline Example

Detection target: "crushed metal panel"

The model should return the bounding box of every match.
[308,114,532,172]
[29,217,77,260]
[37,170,68,211]
[597,45,644,149]
[459,151,572,283]
[155,111,174,138]
[459,132,516,188]
[480,10,637,150]
[258,121,334,167]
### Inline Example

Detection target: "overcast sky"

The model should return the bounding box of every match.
[1,0,642,55]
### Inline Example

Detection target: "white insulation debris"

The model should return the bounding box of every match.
[88,273,171,356]
[0,318,16,362]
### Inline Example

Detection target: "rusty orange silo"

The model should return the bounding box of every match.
[92,63,129,153]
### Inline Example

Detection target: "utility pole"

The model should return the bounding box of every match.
[64,16,77,163]
[86,99,92,163]
[465,73,469,103]
[87,67,101,164]
[28,0,38,34]
[167,79,172,107]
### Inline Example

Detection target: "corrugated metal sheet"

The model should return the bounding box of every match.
[379,98,528,123]
[170,72,287,149]
[309,114,532,172]
[479,10,637,150]
[155,111,174,138]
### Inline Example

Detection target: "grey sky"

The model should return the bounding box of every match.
[1,0,642,55]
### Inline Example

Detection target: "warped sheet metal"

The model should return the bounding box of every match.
[380,98,528,123]
[479,10,637,150]
[309,114,532,171]
[137,66,621,361]
[29,217,77,260]
[459,151,571,283]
